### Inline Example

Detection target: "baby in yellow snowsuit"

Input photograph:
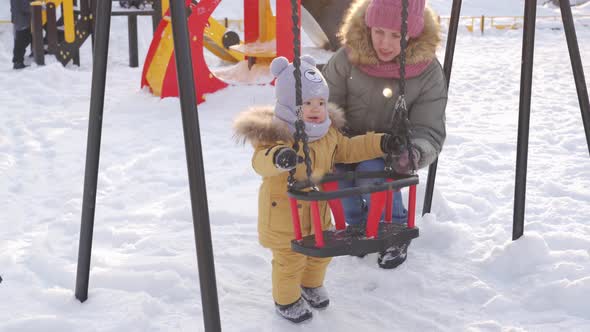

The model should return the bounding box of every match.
[233,55,400,323]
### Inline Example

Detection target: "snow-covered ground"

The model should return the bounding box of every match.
[1,1,590,331]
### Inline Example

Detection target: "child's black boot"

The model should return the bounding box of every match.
[301,285,330,308]
[275,297,312,323]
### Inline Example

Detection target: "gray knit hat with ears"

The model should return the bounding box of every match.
[270,55,330,112]
[270,55,332,142]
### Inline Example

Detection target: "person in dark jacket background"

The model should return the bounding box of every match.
[11,0,33,69]
[322,0,447,269]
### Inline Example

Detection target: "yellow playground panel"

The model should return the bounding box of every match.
[490,16,522,30]
[31,0,76,43]
[229,0,277,60]
[254,0,276,43]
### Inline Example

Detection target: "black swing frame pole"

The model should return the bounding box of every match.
[559,0,590,154]
[513,0,537,241]
[75,0,112,302]
[168,0,221,331]
[422,0,461,215]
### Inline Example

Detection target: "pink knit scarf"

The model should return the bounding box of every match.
[358,58,432,79]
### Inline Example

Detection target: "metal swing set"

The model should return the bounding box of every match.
[74,0,589,330]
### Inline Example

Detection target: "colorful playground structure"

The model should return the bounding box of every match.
[18,0,590,72]
[141,0,590,104]
[141,0,305,104]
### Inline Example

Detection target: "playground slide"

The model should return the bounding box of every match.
[301,0,352,51]
[300,6,330,51]
[202,17,245,63]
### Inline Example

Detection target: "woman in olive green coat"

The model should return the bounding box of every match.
[322,0,448,269]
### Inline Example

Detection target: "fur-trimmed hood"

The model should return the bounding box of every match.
[339,0,441,66]
[233,103,346,147]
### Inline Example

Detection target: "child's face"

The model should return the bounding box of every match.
[302,97,327,124]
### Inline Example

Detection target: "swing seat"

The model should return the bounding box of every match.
[291,223,419,258]
[288,171,420,258]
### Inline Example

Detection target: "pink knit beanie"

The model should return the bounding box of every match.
[364,0,426,38]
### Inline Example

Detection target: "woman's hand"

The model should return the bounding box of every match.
[393,148,420,174]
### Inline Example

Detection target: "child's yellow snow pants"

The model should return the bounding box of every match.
[271,248,332,305]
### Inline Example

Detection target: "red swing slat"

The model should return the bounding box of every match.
[322,181,346,230]
[310,201,325,247]
[365,190,388,238]
[408,185,417,228]
[289,197,303,241]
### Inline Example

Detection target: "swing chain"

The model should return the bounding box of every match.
[288,0,314,188]
[387,0,417,173]
[399,0,408,97]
